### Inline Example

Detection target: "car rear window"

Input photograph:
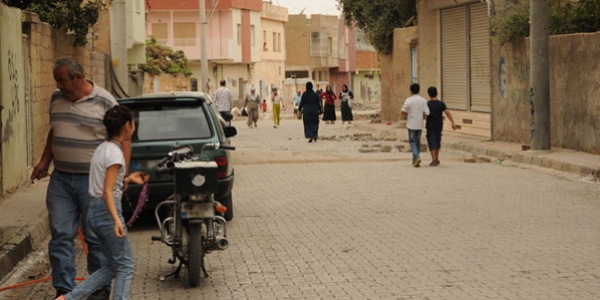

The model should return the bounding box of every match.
[131,105,212,141]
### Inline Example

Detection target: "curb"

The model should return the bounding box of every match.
[352,121,600,180]
[0,210,49,281]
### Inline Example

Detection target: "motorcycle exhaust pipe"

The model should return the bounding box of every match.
[208,237,229,251]
[216,237,229,250]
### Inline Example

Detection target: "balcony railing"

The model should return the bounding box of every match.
[174,38,196,47]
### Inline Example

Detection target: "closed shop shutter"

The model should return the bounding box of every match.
[469,3,491,112]
[441,6,468,110]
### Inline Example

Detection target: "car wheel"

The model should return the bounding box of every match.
[220,194,233,221]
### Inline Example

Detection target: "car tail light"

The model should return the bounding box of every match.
[215,156,228,178]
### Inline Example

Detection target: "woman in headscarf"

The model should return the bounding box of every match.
[298,82,322,143]
[244,86,261,128]
[339,84,354,124]
[320,85,337,124]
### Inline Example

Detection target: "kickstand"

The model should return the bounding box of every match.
[160,262,183,281]
[202,263,209,278]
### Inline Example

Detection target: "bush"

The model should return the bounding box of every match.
[492,0,600,45]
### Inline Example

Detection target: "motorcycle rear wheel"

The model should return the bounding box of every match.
[187,223,205,287]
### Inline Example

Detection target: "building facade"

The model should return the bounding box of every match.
[418,0,492,137]
[284,14,355,101]
[353,27,380,108]
[145,0,263,100]
[254,1,288,109]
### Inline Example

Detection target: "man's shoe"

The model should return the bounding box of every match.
[87,288,110,300]
[413,158,421,168]
[429,161,436,166]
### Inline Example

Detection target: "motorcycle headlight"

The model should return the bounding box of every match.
[191,174,206,187]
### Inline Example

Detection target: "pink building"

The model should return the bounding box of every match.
[146,0,263,99]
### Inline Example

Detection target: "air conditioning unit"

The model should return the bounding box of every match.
[311,32,320,39]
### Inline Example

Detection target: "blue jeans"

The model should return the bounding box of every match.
[408,129,423,162]
[66,197,135,300]
[46,171,108,292]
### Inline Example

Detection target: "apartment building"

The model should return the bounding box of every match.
[145,0,263,100]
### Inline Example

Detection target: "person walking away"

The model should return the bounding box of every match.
[30,57,125,299]
[298,82,322,143]
[262,99,267,114]
[426,86,457,166]
[56,106,148,300]
[339,84,354,124]
[213,79,234,126]
[401,83,430,168]
[271,87,284,128]
[320,85,337,124]
[244,86,261,128]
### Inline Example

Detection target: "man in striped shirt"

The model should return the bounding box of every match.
[30,57,128,300]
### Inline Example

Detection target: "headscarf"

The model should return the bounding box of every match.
[306,81,313,92]
[325,85,334,96]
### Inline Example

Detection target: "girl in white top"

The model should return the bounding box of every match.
[57,105,148,300]
[271,87,285,128]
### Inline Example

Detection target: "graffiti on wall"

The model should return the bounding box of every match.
[3,48,21,142]
[499,56,530,104]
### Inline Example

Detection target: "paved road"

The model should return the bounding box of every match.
[3,117,599,299]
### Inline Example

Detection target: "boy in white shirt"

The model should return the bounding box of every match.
[401,83,430,167]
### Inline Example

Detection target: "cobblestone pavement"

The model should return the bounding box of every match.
[3,117,600,299]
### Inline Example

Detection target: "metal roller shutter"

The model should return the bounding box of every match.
[441,6,468,110]
[469,3,491,112]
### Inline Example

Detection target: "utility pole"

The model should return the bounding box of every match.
[111,0,128,96]
[200,0,209,93]
[529,0,551,150]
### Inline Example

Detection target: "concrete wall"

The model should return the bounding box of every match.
[0,6,106,195]
[0,3,26,192]
[380,27,418,121]
[492,32,600,152]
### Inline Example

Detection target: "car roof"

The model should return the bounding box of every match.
[118,92,212,104]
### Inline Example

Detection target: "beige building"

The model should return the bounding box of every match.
[285,14,340,88]
[254,1,288,109]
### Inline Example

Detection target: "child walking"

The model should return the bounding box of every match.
[57,105,147,300]
[426,86,457,166]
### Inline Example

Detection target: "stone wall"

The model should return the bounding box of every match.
[491,32,600,152]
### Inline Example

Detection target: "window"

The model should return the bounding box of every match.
[152,23,168,44]
[237,24,241,45]
[251,25,255,46]
[174,23,196,46]
[411,47,417,83]
[263,30,267,50]
[135,0,141,13]
[277,33,281,52]
[134,106,211,141]
[273,32,277,51]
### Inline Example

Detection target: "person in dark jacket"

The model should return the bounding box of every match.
[298,82,322,143]
[320,85,337,124]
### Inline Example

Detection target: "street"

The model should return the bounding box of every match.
[2,115,600,299]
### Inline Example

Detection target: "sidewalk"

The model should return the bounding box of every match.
[1,116,600,283]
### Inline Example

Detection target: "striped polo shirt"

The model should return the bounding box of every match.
[50,81,118,173]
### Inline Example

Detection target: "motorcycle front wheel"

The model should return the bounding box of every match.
[187,223,205,287]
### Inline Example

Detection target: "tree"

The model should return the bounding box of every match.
[140,37,193,77]
[4,0,107,46]
[338,0,416,55]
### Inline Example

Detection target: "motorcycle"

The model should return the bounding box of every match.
[293,102,302,119]
[151,142,235,287]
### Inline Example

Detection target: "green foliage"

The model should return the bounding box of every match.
[338,0,416,55]
[492,0,600,45]
[140,38,193,77]
[4,0,107,46]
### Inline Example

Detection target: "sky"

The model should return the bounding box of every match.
[270,0,342,16]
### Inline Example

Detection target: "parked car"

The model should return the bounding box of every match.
[118,92,237,220]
